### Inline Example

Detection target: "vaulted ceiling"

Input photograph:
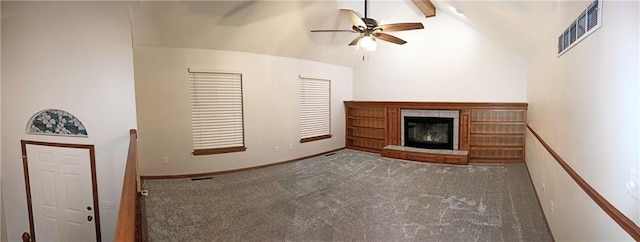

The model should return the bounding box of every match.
[128,0,557,67]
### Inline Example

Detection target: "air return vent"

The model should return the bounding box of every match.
[558,0,602,55]
[191,177,213,181]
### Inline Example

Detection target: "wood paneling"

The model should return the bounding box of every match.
[406,152,436,162]
[469,109,526,163]
[382,149,408,160]
[411,0,437,18]
[344,101,528,110]
[387,107,401,145]
[345,104,388,152]
[459,109,470,150]
[382,146,469,165]
[344,101,527,163]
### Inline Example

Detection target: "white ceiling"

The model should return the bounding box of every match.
[128,0,557,67]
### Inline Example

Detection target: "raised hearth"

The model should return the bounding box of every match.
[381,145,469,165]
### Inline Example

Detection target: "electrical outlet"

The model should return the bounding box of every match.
[101,201,115,209]
[288,144,293,150]
[162,157,169,164]
[541,183,545,193]
[275,146,280,153]
[550,200,554,215]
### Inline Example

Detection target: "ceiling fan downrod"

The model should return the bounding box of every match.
[364,0,368,18]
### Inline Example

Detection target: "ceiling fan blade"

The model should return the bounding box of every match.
[340,9,366,27]
[373,33,407,45]
[376,23,424,32]
[310,30,357,33]
[348,36,362,46]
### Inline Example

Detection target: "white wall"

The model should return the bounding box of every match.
[1,2,137,241]
[526,1,639,240]
[352,3,527,102]
[0,2,4,241]
[134,47,352,176]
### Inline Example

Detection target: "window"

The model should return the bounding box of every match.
[189,69,246,155]
[558,0,602,55]
[299,76,331,143]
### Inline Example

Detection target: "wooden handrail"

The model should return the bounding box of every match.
[527,125,640,240]
[115,129,140,242]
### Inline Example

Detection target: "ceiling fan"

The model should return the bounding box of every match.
[310,0,424,51]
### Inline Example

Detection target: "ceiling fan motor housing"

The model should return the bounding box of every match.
[362,18,378,28]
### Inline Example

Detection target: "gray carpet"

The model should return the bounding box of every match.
[142,149,552,241]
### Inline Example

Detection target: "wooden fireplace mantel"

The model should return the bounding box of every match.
[344,101,528,164]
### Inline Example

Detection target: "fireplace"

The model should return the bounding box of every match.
[404,116,454,150]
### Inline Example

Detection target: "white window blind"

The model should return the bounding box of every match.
[299,76,331,142]
[189,70,245,153]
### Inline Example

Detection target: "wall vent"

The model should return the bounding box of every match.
[558,0,602,56]
[191,177,213,181]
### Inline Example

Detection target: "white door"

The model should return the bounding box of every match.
[25,144,98,242]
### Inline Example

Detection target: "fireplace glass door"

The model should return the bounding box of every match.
[404,117,454,150]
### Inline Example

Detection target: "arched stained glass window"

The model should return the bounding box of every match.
[27,109,88,137]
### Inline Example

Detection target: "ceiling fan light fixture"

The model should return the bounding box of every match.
[359,35,377,51]
[310,0,424,52]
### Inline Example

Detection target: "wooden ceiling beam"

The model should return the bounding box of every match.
[412,0,436,18]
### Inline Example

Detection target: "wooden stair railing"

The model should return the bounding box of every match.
[115,129,142,242]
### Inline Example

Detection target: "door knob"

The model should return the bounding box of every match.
[87,216,93,222]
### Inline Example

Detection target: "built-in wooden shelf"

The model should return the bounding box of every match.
[347,116,386,120]
[470,158,524,163]
[345,105,387,152]
[348,126,386,130]
[469,109,526,162]
[470,146,524,150]
[471,133,524,137]
[347,135,386,141]
[344,101,527,164]
[470,121,524,125]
